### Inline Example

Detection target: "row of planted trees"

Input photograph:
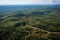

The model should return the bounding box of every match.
[0,26,49,40]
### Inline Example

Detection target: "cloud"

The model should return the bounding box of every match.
[0,0,60,5]
[52,0,60,4]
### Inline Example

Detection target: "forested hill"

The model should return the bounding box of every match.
[0,5,60,40]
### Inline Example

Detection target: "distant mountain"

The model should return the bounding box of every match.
[0,5,60,12]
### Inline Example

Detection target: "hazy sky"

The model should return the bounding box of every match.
[0,0,60,5]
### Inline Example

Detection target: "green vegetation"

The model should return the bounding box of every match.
[0,5,60,40]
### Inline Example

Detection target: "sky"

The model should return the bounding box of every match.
[0,0,60,5]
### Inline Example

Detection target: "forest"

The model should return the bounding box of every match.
[0,5,60,40]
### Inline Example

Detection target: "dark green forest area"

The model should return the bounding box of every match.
[0,5,60,40]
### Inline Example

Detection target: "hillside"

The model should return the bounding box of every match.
[0,5,60,40]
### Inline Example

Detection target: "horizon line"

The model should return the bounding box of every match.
[0,4,60,5]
